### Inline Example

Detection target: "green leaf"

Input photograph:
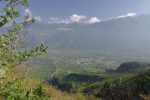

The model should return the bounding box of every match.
[5,6,11,12]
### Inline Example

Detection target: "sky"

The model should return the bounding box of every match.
[21,0,150,24]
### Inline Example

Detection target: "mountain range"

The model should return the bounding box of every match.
[3,14,150,56]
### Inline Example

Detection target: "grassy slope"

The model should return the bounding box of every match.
[9,64,95,100]
[26,78,88,100]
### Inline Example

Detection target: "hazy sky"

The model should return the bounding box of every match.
[22,0,150,23]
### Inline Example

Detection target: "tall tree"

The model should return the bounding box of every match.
[0,0,48,99]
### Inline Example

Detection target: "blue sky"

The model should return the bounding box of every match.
[22,0,150,23]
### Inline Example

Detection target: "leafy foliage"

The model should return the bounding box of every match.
[33,84,46,98]
[0,0,48,99]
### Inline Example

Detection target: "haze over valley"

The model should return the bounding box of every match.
[25,14,150,57]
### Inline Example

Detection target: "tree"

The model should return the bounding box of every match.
[0,0,48,99]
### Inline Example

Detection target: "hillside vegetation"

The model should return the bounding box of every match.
[27,52,150,99]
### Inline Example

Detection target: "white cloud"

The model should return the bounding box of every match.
[48,14,86,24]
[23,8,33,21]
[34,16,42,22]
[105,13,137,21]
[24,9,43,22]
[24,8,32,17]
[86,17,101,24]
[117,13,137,18]
[69,14,86,23]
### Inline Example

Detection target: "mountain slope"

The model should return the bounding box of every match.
[9,14,150,56]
